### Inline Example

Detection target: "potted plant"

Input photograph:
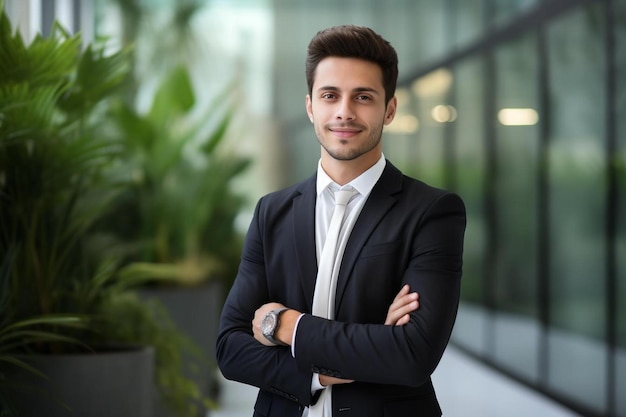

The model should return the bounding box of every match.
[103,64,250,413]
[103,0,250,294]
[108,65,249,288]
[0,6,213,416]
[102,9,250,406]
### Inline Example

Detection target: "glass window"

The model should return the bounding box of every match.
[493,0,539,27]
[383,87,419,175]
[546,5,608,413]
[449,57,488,354]
[454,58,486,305]
[409,68,454,187]
[452,0,486,50]
[411,0,452,65]
[492,32,540,381]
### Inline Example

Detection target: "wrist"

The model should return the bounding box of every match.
[275,309,300,346]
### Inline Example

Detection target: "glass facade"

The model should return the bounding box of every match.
[546,5,608,411]
[380,2,624,416]
[447,57,489,356]
[492,32,541,383]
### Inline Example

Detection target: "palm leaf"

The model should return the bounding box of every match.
[148,65,195,124]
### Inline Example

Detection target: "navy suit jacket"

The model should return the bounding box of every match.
[216,161,466,417]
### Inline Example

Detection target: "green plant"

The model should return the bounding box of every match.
[100,0,249,289]
[0,11,126,326]
[105,65,250,287]
[0,6,213,416]
[0,252,88,414]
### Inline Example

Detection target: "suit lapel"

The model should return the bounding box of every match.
[292,176,318,311]
[334,162,403,313]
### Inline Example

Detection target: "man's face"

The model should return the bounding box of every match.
[306,57,396,165]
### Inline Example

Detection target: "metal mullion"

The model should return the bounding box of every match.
[482,0,497,356]
[41,0,55,37]
[604,0,618,415]
[536,14,551,391]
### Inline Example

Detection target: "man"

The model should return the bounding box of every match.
[216,25,466,417]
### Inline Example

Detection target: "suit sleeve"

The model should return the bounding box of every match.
[215,197,316,406]
[293,191,466,387]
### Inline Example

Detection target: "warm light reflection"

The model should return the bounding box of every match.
[411,68,453,98]
[395,87,411,107]
[498,108,539,126]
[431,105,457,123]
[386,114,419,134]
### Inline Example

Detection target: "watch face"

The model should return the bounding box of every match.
[261,312,277,336]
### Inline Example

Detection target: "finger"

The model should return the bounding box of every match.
[319,375,355,386]
[385,299,404,325]
[385,302,407,325]
[385,296,418,325]
[395,314,410,326]
[396,299,418,317]
[391,292,418,312]
[393,284,410,303]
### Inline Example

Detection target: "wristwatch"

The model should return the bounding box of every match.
[261,308,289,346]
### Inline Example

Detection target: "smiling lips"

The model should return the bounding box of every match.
[328,124,364,138]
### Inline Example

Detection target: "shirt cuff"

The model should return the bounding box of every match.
[291,313,305,357]
[311,373,324,393]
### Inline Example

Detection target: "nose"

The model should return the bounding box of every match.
[335,98,355,121]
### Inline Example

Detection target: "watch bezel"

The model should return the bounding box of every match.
[261,308,289,346]
[261,312,278,336]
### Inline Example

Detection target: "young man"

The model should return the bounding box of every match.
[216,25,466,417]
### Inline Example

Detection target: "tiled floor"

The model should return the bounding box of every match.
[211,345,581,417]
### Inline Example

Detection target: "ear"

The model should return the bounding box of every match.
[305,95,314,123]
[384,96,397,125]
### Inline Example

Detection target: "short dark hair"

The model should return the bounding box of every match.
[305,25,398,104]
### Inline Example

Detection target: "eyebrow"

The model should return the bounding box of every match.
[316,86,381,95]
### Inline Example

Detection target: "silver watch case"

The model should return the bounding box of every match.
[261,308,289,346]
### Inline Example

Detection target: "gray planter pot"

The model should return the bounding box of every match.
[139,278,224,416]
[7,345,154,417]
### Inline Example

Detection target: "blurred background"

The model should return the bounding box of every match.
[2,0,625,416]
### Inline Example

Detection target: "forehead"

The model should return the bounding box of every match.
[312,57,384,92]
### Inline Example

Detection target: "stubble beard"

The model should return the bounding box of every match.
[316,121,384,161]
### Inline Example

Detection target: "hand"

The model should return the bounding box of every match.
[385,284,419,326]
[319,374,354,386]
[252,302,287,346]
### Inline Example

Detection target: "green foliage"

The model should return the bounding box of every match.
[99,291,217,413]
[0,8,127,327]
[0,313,89,417]
[0,7,216,416]
[105,66,250,286]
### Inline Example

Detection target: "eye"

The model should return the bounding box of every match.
[321,93,337,100]
[356,95,372,101]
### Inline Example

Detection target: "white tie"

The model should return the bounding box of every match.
[309,188,356,417]
[312,188,356,319]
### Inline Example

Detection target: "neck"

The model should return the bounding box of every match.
[320,151,381,185]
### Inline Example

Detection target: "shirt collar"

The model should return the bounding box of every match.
[316,154,386,197]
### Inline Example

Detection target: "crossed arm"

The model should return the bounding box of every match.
[217,190,465,401]
[252,284,420,386]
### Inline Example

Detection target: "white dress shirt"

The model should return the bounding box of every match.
[295,155,386,416]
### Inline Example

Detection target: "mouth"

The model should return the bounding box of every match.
[328,125,363,138]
